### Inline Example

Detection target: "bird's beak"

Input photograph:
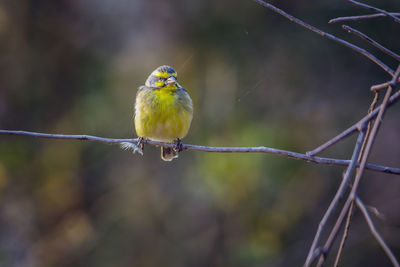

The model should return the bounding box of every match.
[166,76,177,85]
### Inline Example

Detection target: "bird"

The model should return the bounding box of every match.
[132,65,193,161]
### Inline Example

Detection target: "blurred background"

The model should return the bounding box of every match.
[0,0,399,266]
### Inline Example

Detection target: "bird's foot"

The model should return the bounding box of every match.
[173,138,183,153]
[137,137,145,151]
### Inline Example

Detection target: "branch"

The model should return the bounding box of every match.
[342,25,400,62]
[334,195,399,267]
[253,1,400,265]
[345,0,400,24]
[253,0,395,76]
[372,78,400,91]
[333,89,379,266]
[304,127,367,267]
[329,13,400,24]
[358,91,380,159]
[356,197,400,267]
[316,65,398,266]
[333,200,355,267]
[1,130,399,175]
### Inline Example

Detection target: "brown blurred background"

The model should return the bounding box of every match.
[0,0,399,266]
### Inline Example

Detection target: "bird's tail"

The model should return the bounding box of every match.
[161,147,178,161]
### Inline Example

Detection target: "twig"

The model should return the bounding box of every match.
[333,90,379,266]
[329,13,400,24]
[356,197,400,267]
[304,127,366,267]
[253,0,395,76]
[333,200,355,267]
[342,25,400,62]
[306,88,400,156]
[1,129,399,175]
[316,65,399,266]
[372,79,400,91]
[359,91,380,159]
[345,0,400,24]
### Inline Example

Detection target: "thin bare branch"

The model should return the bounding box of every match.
[372,78,400,91]
[333,200,355,267]
[253,0,395,76]
[333,89,378,266]
[304,128,366,267]
[358,91,380,159]
[356,197,400,267]
[329,13,400,24]
[342,25,400,62]
[345,0,400,24]
[316,65,399,266]
[1,129,399,175]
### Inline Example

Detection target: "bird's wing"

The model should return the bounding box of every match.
[177,87,193,113]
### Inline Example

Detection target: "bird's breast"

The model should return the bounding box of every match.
[135,88,193,142]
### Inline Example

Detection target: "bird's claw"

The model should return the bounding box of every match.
[137,137,145,151]
[173,138,183,152]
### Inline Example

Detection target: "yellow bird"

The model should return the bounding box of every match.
[134,65,193,161]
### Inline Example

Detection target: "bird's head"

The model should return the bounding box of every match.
[145,65,180,90]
